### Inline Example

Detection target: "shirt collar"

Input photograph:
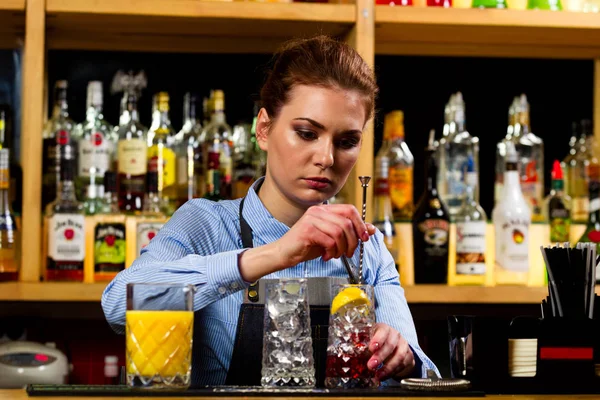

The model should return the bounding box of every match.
[241,177,290,245]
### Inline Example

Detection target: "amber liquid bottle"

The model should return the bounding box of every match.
[413,130,450,284]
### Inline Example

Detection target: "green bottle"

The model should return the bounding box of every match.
[472,0,506,8]
[544,160,571,243]
[527,0,562,10]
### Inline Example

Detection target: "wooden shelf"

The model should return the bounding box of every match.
[0,0,25,49]
[46,0,356,53]
[375,7,600,59]
[2,282,597,303]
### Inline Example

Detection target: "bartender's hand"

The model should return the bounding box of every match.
[238,204,376,282]
[275,204,376,266]
[367,323,416,382]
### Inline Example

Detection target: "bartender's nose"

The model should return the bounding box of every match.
[314,139,334,170]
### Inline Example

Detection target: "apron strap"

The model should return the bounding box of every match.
[239,196,259,303]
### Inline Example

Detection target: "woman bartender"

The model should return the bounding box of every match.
[102,35,439,386]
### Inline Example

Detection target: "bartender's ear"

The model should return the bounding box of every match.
[256,107,271,152]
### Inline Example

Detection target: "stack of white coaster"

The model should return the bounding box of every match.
[508,338,537,377]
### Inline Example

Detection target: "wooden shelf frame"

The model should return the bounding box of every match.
[0,0,25,49]
[8,0,600,303]
[4,282,597,303]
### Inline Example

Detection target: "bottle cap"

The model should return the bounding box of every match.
[213,90,225,111]
[55,80,68,90]
[157,92,170,112]
[86,81,103,108]
[551,160,563,181]
[103,171,117,193]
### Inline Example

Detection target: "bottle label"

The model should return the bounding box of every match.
[136,222,164,256]
[572,197,589,222]
[94,223,126,273]
[549,209,570,243]
[389,167,413,212]
[79,133,112,177]
[118,139,147,176]
[419,219,449,247]
[456,221,486,275]
[148,145,176,189]
[48,214,85,262]
[495,219,529,271]
[42,138,59,176]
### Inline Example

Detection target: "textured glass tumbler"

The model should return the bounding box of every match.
[126,283,195,389]
[324,284,376,389]
[261,278,316,387]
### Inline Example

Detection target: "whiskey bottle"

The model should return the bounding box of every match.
[544,160,571,242]
[42,80,76,210]
[373,155,400,269]
[413,130,450,284]
[46,148,85,282]
[0,149,19,282]
[568,119,593,223]
[116,91,147,213]
[147,92,177,215]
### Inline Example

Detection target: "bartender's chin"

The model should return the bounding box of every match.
[297,188,332,206]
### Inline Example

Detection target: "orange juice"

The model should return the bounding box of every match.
[126,310,194,379]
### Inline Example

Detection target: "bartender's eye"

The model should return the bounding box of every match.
[337,136,360,149]
[296,130,317,141]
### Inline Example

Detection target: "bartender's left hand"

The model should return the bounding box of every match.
[367,323,415,382]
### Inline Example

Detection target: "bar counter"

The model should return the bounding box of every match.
[2,390,600,400]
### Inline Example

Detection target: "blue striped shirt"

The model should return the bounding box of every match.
[101,178,439,385]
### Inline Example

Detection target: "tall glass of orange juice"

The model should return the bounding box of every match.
[126,283,195,389]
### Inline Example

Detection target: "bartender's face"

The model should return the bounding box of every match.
[257,84,367,207]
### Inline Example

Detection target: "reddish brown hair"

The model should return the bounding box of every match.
[261,35,378,124]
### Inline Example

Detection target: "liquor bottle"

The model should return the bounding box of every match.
[136,171,165,256]
[174,93,203,205]
[413,130,450,284]
[147,92,177,215]
[83,167,103,215]
[74,81,115,200]
[94,173,126,282]
[373,155,400,270]
[492,141,530,286]
[577,155,600,282]
[513,94,545,222]
[437,92,480,219]
[473,0,506,7]
[116,91,148,213]
[42,80,76,210]
[569,119,593,223]
[0,149,19,282]
[544,160,571,243]
[494,98,517,204]
[453,155,487,285]
[232,123,255,199]
[202,90,233,200]
[561,121,580,198]
[0,104,22,215]
[46,148,85,282]
[382,111,414,221]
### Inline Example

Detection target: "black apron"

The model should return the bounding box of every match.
[224,197,331,387]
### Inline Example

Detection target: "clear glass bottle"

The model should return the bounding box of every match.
[454,155,487,285]
[569,119,593,223]
[100,171,120,215]
[492,141,530,286]
[116,91,148,213]
[0,149,19,282]
[46,147,85,282]
[561,121,579,199]
[83,167,103,216]
[175,93,203,206]
[74,81,115,201]
[202,90,233,200]
[512,94,545,222]
[147,92,177,215]
[494,98,518,205]
[544,160,571,242]
[232,123,256,199]
[42,80,76,210]
[382,111,414,222]
[142,171,164,217]
[372,155,400,270]
[437,92,480,219]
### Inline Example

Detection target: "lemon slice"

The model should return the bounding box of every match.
[330,287,371,315]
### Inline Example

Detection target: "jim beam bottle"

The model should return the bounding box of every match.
[413,130,450,284]
[46,148,85,281]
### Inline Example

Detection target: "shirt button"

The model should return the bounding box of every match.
[231,282,239,289]
[218,287,227,295]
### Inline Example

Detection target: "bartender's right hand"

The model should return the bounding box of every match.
[238,204,376,282]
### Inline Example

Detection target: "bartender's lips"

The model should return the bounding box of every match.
[304,177,332,188]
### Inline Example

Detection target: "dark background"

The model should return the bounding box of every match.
[44,50,594,217]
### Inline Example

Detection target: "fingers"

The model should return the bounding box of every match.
[376,338,414,381]
[368,324,399,370]
[305,214,347,260]
[312,207,358,257]
[320,204,370,242]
